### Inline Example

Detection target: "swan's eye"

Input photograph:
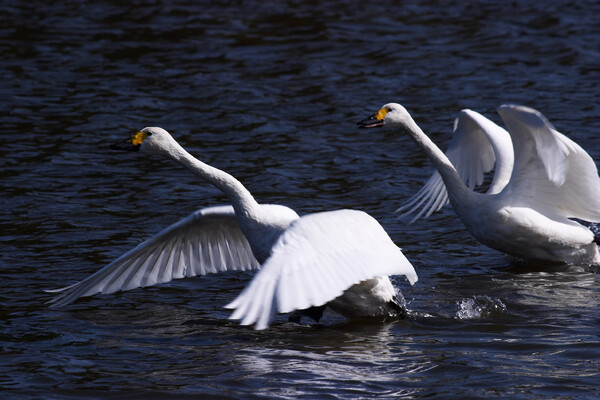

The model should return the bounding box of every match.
[375,108,389,121]
[130,131,150,146]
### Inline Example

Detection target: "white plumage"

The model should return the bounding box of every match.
[359,103,600,265]
[226,209,415,328]
[397,109,513,222]
[47,206,261,305]
[48,127,418,330]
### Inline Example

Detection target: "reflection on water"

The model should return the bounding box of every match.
[232,323,429,398]
[510,269,600,317]
[2,0,600,398]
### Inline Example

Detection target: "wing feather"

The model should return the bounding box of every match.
[226,209,417,330]
[498,105,600,222]
[48,205,260,307]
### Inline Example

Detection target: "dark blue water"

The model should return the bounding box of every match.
[2,1,600,398]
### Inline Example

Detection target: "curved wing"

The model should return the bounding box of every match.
[48,205,260,307]
[225,209,418,330]
[398,109,510,223]
[498,104,600,222]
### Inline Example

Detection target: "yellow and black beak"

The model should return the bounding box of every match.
[357,108,388,128]
[110,131,149,152]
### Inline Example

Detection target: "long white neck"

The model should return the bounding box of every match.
[402,117,476,208]
[164,140,262,220]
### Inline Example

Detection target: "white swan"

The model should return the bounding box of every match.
[397,109,514,222]
[359,103,600,265]
[48,127,418,330]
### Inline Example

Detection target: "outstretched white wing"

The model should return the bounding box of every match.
[48,205,260,307]
[226,209,417,330]
[398,109,511,222]
[498,105,600,222]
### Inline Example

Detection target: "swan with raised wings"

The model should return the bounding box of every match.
[397,109,514,222]
[359,103,600,265]
[48,127,418,330]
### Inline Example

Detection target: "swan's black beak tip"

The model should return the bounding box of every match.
[357,115,384,129]
[110,140,140,152]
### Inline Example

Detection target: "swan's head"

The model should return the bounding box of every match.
[357,103,414,132]
[111,127,179,156]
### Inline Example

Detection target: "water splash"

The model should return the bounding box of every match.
[456,296,507,320]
